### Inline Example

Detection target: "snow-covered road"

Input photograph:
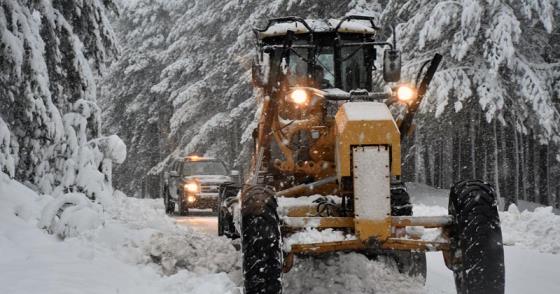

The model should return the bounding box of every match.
[175,215,218,235]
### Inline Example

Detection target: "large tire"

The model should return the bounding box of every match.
[218,183,240,238]
[392,250,427,280]
[449,180,505,294]
[391,185,413,216]
[241,186,283,294]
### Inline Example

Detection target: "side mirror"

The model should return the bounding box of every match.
[169,170,179,177]
[252,61,265,87]
[252,51,271,87]
[230,169,241,184]
[252,51,271,88]
[383,49,401,82]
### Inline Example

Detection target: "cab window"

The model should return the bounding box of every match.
[340,46,370,91]
[315,47,335,89]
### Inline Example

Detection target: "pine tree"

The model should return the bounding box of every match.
[381,0,560,207]
[0,0,121,196]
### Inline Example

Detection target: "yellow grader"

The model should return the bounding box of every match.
[218,16,504,294]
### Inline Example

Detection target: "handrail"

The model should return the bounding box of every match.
[334,15,380,32]
[254,16,314,33]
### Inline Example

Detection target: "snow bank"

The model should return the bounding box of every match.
[501,204,560,254]
[413,197,560,255]
[0,172,239,294]
[39,192,104,239]
[284,252,425,294]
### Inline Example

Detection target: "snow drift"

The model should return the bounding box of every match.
[0,172,240,294]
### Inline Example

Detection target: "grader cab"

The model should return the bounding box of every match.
[218,16,505,294]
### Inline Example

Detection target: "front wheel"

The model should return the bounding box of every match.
[389,185,426,282]
[449,180,505,294]
[241,185,283,294]
[166,200,175,215]
[178,199,189,216]
[393,251,427,281]
[163,188,175,215]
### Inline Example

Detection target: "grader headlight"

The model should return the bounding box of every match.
[289,89,309,105]
[397,85,416,102]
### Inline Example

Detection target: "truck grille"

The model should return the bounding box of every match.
[200,183,220,194]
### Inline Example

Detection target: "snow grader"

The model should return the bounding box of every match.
[218,16,504,294]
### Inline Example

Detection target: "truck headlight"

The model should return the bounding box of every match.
[184,182,199,193]
[289,89,309,105]
[397,85,416,102]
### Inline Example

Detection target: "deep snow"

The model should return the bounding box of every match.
[2,173,560,293]
[0,172,240,294]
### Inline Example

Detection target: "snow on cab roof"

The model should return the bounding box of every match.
[257,19,377,39]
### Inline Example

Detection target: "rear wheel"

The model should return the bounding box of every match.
[241,185,282,294]
[218,183,240,238]
[163,188,175,215]
[178,199,189,216]
[392,250,427,280]
[166,200,175,215]
[391,185,413,216]
[389,185,427,281]
[449,180,505,294]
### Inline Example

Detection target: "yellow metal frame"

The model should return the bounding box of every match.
[335,103,401,178]
[282,214,453,272]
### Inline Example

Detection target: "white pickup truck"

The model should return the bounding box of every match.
[163,156,238,215]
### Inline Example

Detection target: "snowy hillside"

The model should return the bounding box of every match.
[2,172,560,293]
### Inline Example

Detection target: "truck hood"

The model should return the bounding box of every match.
[183,175,232,184]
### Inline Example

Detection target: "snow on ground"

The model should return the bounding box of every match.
[0,172,240,294]
[283,228,356,251]
[2,173,560,293]
[284,253,426,294]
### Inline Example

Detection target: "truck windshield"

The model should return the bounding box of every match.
[183,161,227,176]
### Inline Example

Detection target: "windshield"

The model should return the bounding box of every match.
[183,161,227,176]
[271,42,372,91]
[340,46,369,90]
[284,46,335,89]
[286,48,309,86]
[315,47,335,89]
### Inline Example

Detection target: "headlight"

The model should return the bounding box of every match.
[184,182,199,193]
[397,85,416,102]
[397,85,416,101]
[187,195,196,203]
[289,89,309,105]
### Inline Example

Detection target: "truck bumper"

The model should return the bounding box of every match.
[184,193,219,210]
